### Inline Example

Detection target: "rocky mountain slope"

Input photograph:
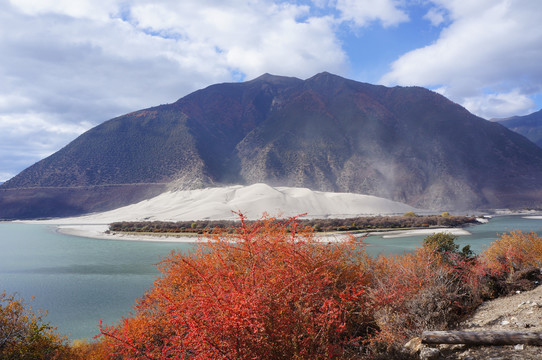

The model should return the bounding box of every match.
[3,72,542,219]
[495,109,542,148]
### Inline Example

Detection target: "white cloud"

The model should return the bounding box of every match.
[381,0,542,118]
[1,0,349,179]
[423,7,446,26]
[461,90,535,120]
[8,0,116,19]
[0,112,92,181]
[126,1,346,79]
[335,0,409,27]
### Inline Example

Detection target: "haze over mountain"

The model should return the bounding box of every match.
[3,72,542,219]
[494,109,542,148]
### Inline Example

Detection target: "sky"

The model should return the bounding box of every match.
[2,0,542,182]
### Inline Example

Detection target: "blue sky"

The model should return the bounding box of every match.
[1,0,542,182]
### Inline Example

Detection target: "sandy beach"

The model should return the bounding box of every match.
[53,224,472,243]
[378,227,471,238]
[56,224,200,242]
[23,183,473,243]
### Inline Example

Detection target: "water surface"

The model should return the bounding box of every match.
[363,215,542,256]
[0,223,190,340]
[2,216,542,340]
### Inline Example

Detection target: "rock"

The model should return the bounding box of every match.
[404,337,423,355]
[514,344,525,350]
[420,347,440,360]
[439,343,466,351]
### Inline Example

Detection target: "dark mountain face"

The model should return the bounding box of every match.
[3,72,542,218]
[495,109,542,148]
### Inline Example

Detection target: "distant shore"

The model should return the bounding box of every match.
[53,223,473,243]
[56,224,199,243]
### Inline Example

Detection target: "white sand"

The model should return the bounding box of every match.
[56,224,199,242]
[28,183,435,242]
[378,228,471,239]
[43,183,423,224]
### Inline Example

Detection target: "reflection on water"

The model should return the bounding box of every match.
[1,216,542,340]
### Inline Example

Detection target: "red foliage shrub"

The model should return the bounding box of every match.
[99,219,542,359]
[99,213,375,359]
[365,245,483,349]
[482,230,542,275]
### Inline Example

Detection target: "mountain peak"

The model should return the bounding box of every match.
[306,71,347,82]
[495,108,542,147]
[3,73,542,219]
[249,73,302,85]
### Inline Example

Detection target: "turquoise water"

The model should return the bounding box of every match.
[1,216,542,341]
[0,223,191,341]
[363,215,542,256]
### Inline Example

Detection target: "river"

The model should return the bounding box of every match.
[1,215,542,341]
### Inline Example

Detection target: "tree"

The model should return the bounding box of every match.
[0,291,72,359]
[423,233,459,253]
[423,232,474,261]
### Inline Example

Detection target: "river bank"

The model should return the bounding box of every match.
[54,222,474,243]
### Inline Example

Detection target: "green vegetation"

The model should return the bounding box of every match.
[423,232,474,260]
[108,214,477,235]
[0,291,72,359]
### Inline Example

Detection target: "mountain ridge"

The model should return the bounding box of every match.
[494,109,542,148]
[3,72,542,219]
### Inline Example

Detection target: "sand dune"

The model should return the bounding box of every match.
[50,183,423,224]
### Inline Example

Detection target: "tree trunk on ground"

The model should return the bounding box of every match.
[422,331,542,345]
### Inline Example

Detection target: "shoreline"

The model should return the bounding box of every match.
[54,223,473,243]
[56,224,201,243]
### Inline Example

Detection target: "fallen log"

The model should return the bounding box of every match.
[422,331,542,345]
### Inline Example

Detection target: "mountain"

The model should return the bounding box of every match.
[3,72,542,219]
[494,109,542,148]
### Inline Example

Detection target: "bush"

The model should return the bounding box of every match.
[0,291,73,359]
[423,232,459,253]
[99,214,375,359]
[366,244,482,349]
[95,221,542,359]
[423,232,474,263]
[99,216,501,359]
[482,230,542,275]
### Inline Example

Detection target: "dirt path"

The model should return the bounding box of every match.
[433,285,542,359]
